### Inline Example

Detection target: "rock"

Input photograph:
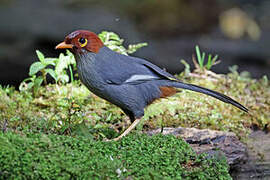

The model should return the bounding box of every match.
[146,127,247,168]
[147,128,270,179]
[231,130,270,180]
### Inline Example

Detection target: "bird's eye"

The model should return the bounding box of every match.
[78,38,87,47]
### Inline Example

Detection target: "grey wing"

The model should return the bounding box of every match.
[129,56,180,81]
[95,49,177,85]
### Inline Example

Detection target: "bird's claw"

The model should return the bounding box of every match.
[103,137,121,142]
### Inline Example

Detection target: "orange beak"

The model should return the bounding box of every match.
[55,41,73,49]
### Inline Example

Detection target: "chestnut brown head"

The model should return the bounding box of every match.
[55,30,104,54]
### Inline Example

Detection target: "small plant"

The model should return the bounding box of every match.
[19,75,43,96]
[98,31,147,55]
[53,50,76,84]
[195,45,219,70]
[19,50,76,94]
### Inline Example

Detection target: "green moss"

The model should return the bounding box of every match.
[0,69,269,139]
[0,132,231,179]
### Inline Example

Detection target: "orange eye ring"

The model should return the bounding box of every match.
[78,38,87,47]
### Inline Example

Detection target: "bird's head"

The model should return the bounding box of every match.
[55,30,104,54]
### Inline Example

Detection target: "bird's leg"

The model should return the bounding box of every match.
[112,118,141,141]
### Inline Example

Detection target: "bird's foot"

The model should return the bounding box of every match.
[102,138,111,142]
[103,118,141,142]
[103,137,121,142]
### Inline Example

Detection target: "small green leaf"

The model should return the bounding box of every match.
[32,76,43,95]
[181,59,190,75]
[262,75,268,86]
[29,62,46,76]
[43,58,57,66]
[26,82,34,90]
[228,65,238,74]
[196,45,205,68]
[58,74,69,83]
[206,54,212,70]
[66,50,76,65]
[212,54,218,63]
[109,33,121,41]
[98,31,147,55]
[45,69,57,82]
[34,76,43,87]
[127,43,148,54]
[68,65,74,83]
[195,45,201,61]
[36,50,45,63]
[98,31,122,45]
[56,54,68,75]
[200,52,205,68]
[19,79,34,91]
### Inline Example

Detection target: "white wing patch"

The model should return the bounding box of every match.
[124,74,159,83]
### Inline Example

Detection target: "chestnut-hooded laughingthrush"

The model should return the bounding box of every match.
[56,30,248,141]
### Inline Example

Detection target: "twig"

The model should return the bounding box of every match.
[192,54,200,70]
[189,73,218,82]
[2,119,7,133]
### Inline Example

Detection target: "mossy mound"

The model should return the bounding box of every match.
[0,132,231,179]
[0,69,269,139]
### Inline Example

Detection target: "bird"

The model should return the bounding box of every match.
[56,30,248,141]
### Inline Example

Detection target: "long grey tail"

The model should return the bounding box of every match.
[170,81,248,112]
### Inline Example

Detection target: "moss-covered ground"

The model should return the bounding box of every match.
[0,68,268,139]
[0,67,269,179]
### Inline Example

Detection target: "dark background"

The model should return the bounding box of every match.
[1,0,269,87]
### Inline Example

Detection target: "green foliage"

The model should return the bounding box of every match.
[19,50,75,96]
[195,45,219,70]
[0,132,231,179]
[98,31,147,55]
[54,50,76,84]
